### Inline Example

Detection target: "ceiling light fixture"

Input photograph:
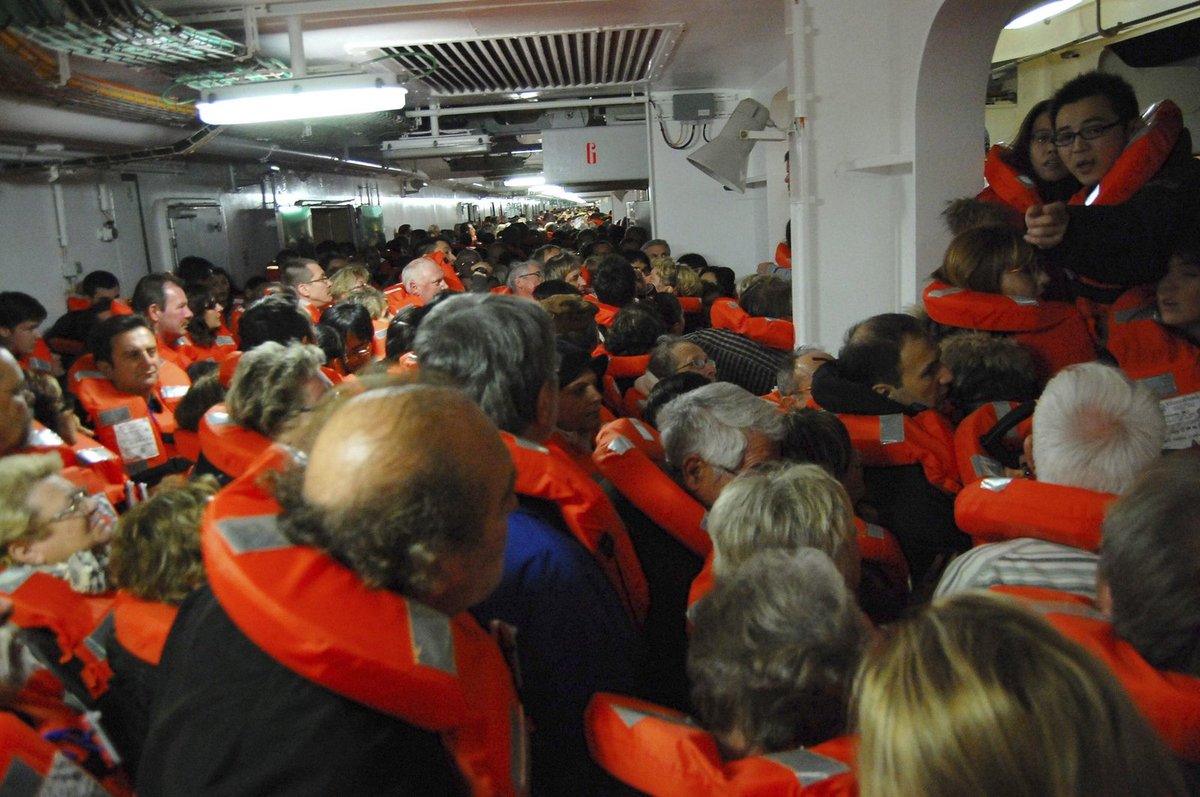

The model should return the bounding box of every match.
[196,73,407,125]
[1005,0,1084,29]
[504,175,546,187]
[380,133,494,159]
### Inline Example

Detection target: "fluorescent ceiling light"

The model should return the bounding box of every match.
[504,175,546,187]
[380,133,493,159]
[196,74,406,125]
[1005,0,1084,29]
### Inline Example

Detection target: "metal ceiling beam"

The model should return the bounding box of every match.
[405,94,646,118]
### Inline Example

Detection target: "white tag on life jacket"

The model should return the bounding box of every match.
[112,417,159,462]
[1161,392,1200,450]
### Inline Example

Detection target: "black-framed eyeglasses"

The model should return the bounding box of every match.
[1052,120,1122,148]
[204,297,223,310]
[305,274,330,285]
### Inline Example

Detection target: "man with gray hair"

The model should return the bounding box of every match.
[938,362,1166,598]
[415,292,645,796]
[505,260,545,299]
[658,381,785,508]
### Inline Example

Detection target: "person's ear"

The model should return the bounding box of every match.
[681,453,708,493]
[146,303,163,324]
[8,540,44,566]
[0,326,12,341]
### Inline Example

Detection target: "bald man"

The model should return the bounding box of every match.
[137,385,527,795]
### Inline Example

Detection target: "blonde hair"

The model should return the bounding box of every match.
[110,477,218,603]
[932,225,1035,294]
[345,284,388,320]
[329,264,371,303]
[0,452,62,562]
[707,462,858,586]
[854,592,1186,797]
[673,265,703,297]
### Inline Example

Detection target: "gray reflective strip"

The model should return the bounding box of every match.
[878,414,905,445]
[510,704,529,794]
[97,406,131,427]
[990,401,1012,421]
[207,410,232,427]
[926,287,963,298]
[27,358,51,372]
[513,437,549,454]
[1139,373,1178,398]
[629,418,655,441]
[29,428,64,447]
[0,569,34,593]
[699,511,709,531]
[611,703,694,729]
[981,477,1013,492]
[405,600,457,675]
[606,434,635,456]
[1007,295,1039,306]
[216,515,292,554]
[763,748,851,787]
[374,329,387,339]
[1113,304,1156,324]
[0,757,43,796]
[215,336,235,346]
[1024,598,1105,622]
[970,454,1005,479]
[865,522,885,540]
[160,385,188,399]
[74,447,116,464]
[73,370,105,381]
[84,613,114,661]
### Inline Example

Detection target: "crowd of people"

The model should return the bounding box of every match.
[0,69,1197,795]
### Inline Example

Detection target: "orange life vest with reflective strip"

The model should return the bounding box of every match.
[995,585,1200,762]
[585,692,857,797]
[384,283,422,315]
[853,516,910,597]
[953,401,1033,485]
[18,337,56,374]
[197,404,273,482]
[202,466,528,797]
[545,431,600,477]
[1106,285,1200,398]
[184,327,237,365]
[0,571,115,701]
[923,280,1097,382]
[0,712,119,796]
[1072,100,1183,208]
[955,477,1114,552]
[371,318,388,359]
[111,592,178,667]
[835,410,960,495]
[592,418,710,558]
[709,299,794,351]
[70,366,182,474]
[22,422,127,506]
[156,333,196,372]
[676,296,704,315]
[502,433,649,629]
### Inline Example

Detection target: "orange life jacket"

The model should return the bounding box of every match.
[156,333,196,371]
[384,283,422,315]
[18,337,56,374]
[584,295,620,328]
[502,433,650,629]
[585,692,857,797]
[371,318,388,359]
[545,430,599,477]
[676,296,704,315]
[0,712,121,796]
[1106,285,1200,398]
[980,144,1044,217]
[836,410,961,495]
[995,585,1200,762]
[923,280,1097,382]
[775,241,792,269]
[955,477,1114,552]
[0,570,115,701]
[1067,100,1184,305]
[217,350,241,389]
[111,591,178,667]
[953,401,1033,485]
[709,299,794,351]
[23,422,127,506]
[592,418,710,558]
[197,404,273,481]
[70,365,184,474]
[184,327,236,365]
[596,350,651,417]
[429,249,467,293]
[203,466,528,796]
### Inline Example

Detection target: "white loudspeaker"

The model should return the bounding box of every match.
[686,98,772,193]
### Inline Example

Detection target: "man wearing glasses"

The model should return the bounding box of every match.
[1024,71,1200,294]
[281,258,333,323]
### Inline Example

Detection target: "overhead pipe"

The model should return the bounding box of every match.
[405,94,646,119]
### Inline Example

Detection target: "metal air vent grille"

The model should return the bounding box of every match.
[385,24,682,98]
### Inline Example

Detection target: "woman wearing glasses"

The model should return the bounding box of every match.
[0,452,114,594]
[979,99,1080,220]
[182,282,236,366]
